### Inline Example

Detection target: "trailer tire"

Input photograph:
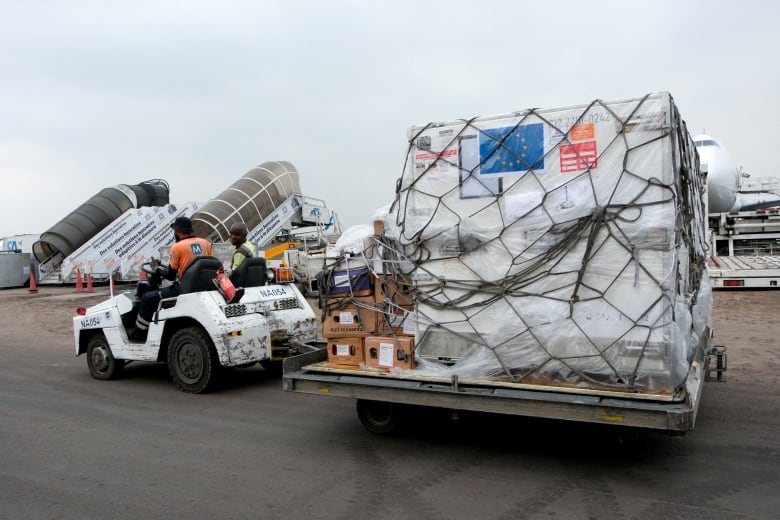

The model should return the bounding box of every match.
[87,333,125,380]
[356,400,400,434]
[167,326,220,394]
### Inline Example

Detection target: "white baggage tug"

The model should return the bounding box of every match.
[73,256,319,393]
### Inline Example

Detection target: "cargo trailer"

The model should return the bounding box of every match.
[284,92,717,435]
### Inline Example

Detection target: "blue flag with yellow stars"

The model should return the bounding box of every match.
[479,122,545,174]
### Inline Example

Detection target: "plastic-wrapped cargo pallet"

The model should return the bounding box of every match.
[380,91,711,395]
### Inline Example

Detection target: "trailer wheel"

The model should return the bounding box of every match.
[356,400,401,434]
[167,326,219,394]
[87,333,125,380]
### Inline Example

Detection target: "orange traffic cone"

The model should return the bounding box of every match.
[28,270,38,294]
[86,274,94,293]
[74,269,83,293]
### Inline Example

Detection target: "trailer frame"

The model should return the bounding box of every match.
[283,330,713,434]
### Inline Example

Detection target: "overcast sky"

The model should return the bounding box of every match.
[1,0,778,238]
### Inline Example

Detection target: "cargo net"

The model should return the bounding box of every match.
[373,93,712,395]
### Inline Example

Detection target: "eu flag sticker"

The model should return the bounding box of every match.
[479,122,545,174]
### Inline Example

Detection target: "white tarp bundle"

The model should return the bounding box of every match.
[380,92,711,395]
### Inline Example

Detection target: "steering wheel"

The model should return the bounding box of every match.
[140,261,166,286]
[140,261,159,277]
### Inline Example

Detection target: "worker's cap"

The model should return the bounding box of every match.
[170,216,194,233]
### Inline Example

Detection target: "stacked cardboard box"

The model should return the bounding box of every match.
[374,273,414,336]
[325,337,364,367]
[320,253,377,367]
[364,336,415,370]
[320,234,417,370]
[321,295,378,339]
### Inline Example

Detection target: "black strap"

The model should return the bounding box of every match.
[236,245,254,259]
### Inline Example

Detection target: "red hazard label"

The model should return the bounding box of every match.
[415,149,457,161]
[559,141,598,173]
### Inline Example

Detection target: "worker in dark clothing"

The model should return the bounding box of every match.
[130,216,212,342]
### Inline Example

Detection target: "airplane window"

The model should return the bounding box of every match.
[694,140,718,147]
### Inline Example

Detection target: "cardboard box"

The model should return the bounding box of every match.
[375,274,414,306]
[376,303,415,336]
[373,218,384,235]
[322,296,379,338]
[364,336,415,370]
[326,337,364,367]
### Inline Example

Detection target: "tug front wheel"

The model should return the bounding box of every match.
[167,327,220,393]
[87,333,125,380]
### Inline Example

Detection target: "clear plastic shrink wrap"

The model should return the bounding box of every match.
[373,92,710,395]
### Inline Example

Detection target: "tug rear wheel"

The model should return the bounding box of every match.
[167,327,220,393]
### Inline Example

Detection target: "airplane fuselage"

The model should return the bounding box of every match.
[694,134,739,213]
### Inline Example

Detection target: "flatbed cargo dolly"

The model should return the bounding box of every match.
[283,331,715,435]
